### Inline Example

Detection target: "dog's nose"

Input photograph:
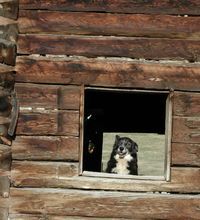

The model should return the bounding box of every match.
[119,146,124,151]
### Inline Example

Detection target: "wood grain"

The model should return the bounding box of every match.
[10,188,200,219]
[11,161,79,187]
[172,116,200,144]
[16,83,80,110]
[0,0,18,20]
[173,92,200,117]
[18,34,200,61]
[12,136,79,161]
[0,63,14,74]
[18,10,200,39]
[15,56,200,91]
[10,161,200,193]
[0,17,18,42]
[0,39,16,65]
[18,0,200,15]
[0,198,9,220]
[0,145,11,161]
[0,176,10,198]
[172,143,200,167]
[9,214,121,219]
[16,110,79,136]
[0,69,15,93]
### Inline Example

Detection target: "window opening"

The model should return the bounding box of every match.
[81,87,172,180]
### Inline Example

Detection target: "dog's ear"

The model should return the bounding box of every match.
[113,135,120,148]
[132,142,138,153]
[115,135,120,143]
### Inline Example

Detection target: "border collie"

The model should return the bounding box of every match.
[105,135,138,175]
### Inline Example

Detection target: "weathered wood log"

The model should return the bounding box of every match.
[0,125,8,137]
[12,136,79,161]
[11,161,79,187]
[8,91,19,136]
[172,116,200,144]
[0,63,14,74]
[0,0,18,20]
[0,197,9,220]
[0,145,11,161]
[16,110,79,136]
[10,161,200,193]
[18,10,200,39]
[0,91,10,99]
[0,207,8,220]
[15,56,200,91]
[0,155,11,174]
[18,34,200,61]
[10,188,200,218]
[0,116,10,124]
[0,39,16,65]
[16,83,80,110]
[173,92,200,117]
[0,96,11,115]
[0,136,12,146]
[9,214,119,219]
[0,71,15,91]
[9,214,46,220]
[19,0,200,15]
[0,16,18,42]
[172,143,200,167]
[0,176,10,198]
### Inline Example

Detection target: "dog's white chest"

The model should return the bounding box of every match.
[112,154,133,175]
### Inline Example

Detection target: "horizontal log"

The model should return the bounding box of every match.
[12,136,79,161]
[18,34,200,62]
[172,116,200,143]
[0,116,10,124]
[15,56,200,91]
[0,17,18,42]
[16,110,79,136]
[0,0,18,20]
[10,188,200,219]
[173,92,200,117]
[9,214,119,219]
[18,0,200,15]
[0,39,16,65]
[0,72,14,92]
[0,209,8,220]
[11,161,200,193]
[0,63,14,73]
[16,83,80,110]
[18,11,200,39]
[172,143,200,167]
[0,197,9,207]
[11,161,78,187]
[9,214,46,220]
[0,176,10,198]
[0,145,11,161]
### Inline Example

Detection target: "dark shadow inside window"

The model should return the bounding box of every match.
[83,88,168,175]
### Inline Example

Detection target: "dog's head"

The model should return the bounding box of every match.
[113,135,138,159]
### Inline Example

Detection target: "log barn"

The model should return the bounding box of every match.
[0,0,200,219]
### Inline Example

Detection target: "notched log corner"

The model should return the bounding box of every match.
[0,86,19,146]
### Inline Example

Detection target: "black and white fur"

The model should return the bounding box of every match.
[105,135,138,175]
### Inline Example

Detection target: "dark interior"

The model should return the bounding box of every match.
[83,88,168,172]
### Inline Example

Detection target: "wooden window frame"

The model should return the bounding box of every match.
[79,86,173,182]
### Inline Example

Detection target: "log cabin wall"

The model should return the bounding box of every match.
[1,0,200,219]
[0,1,18,219]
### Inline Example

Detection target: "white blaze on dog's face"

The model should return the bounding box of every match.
[114,135,138,159]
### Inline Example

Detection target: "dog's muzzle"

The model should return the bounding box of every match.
[117,146,127,158]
